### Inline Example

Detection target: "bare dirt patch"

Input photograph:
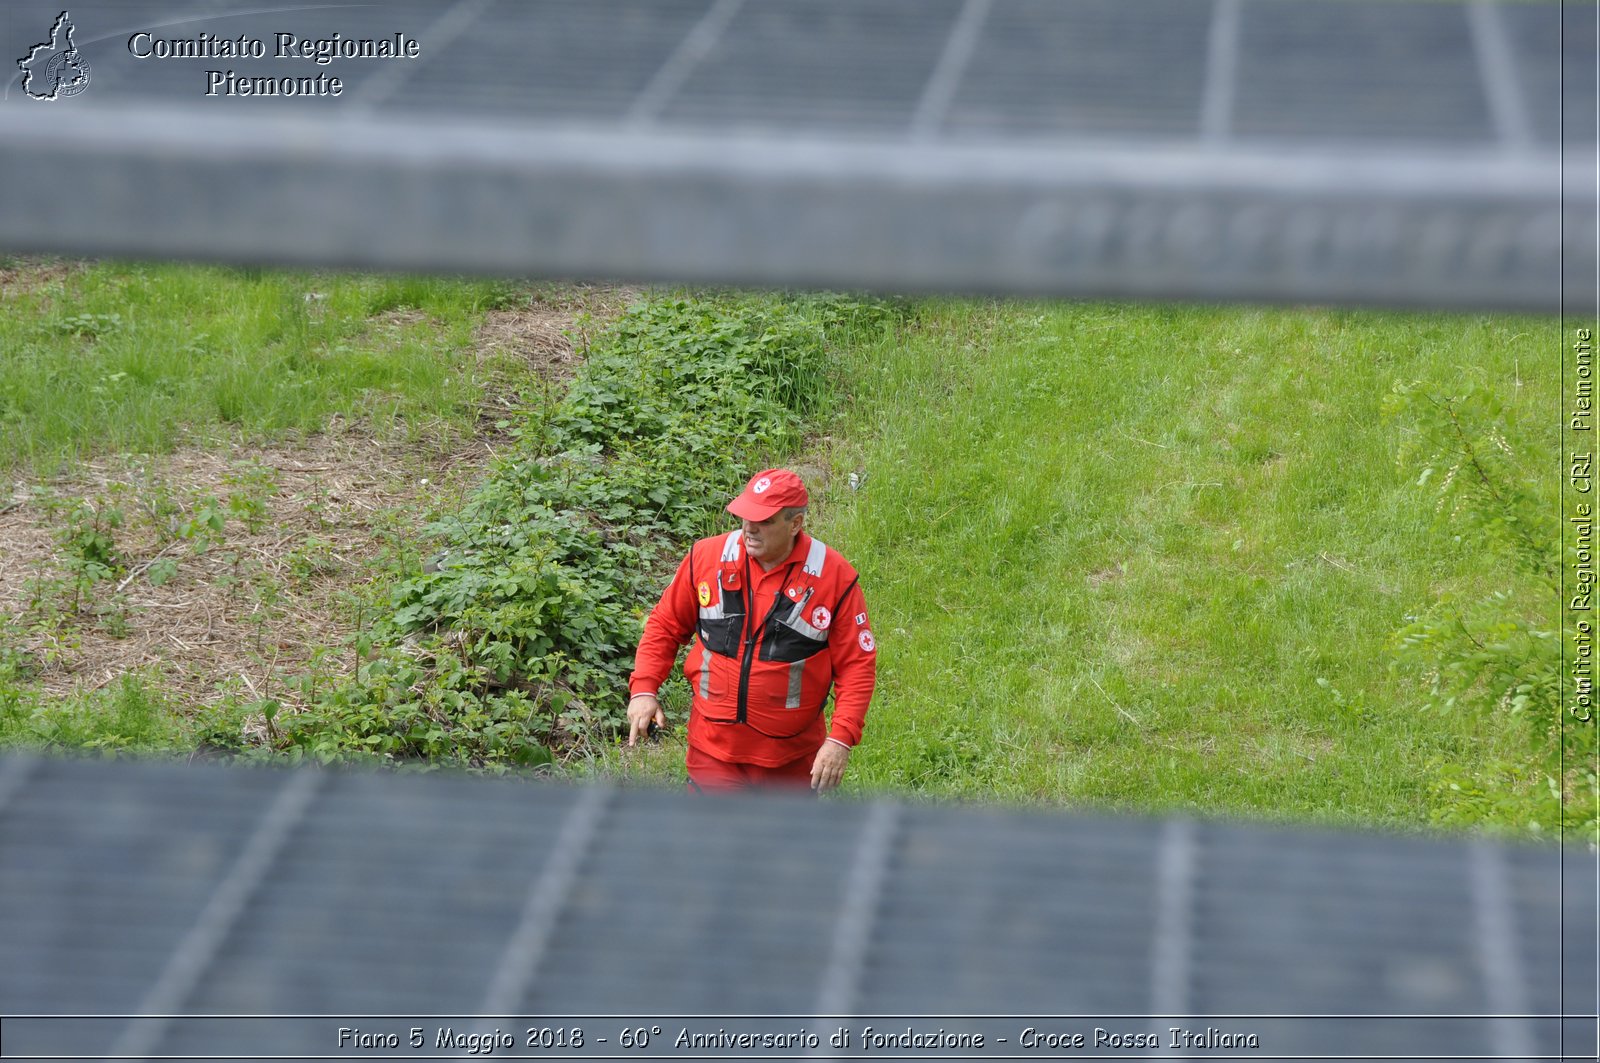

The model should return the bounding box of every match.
[1087,564,1126,587]
[0,256,87,301]
[475,283,640,384]
[0,284,637,724]
[1,423,487,710]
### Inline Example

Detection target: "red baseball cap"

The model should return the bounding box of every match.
[727,468,809,521]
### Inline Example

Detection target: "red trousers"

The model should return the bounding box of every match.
[686,743,815,794]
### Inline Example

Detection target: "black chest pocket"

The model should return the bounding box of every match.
[697,583,744,658]
[759,588,830,664]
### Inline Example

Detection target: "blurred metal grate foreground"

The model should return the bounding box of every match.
[0,755,1594,1059]
[0,0,1592,311]
[0,2,1596,1057]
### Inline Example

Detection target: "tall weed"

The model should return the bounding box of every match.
[1386,382,1593,838]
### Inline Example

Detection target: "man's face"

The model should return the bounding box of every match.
[742,510,803,567]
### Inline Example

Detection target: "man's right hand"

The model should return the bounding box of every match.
[627,693,665,746]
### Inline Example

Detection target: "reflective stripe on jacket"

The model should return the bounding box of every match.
[630,530,876,767]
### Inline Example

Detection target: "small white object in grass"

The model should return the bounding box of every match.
[419,478,429,486]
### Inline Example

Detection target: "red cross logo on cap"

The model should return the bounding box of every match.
[727,469,809,521]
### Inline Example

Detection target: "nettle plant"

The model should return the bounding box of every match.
[280,293,896,769]
[18,494,126,625]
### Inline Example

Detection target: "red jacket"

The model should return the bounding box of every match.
[630,530,876,767]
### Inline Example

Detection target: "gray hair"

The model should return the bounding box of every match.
[779,505,808,521]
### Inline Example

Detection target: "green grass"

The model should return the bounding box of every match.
[817,301,1555,828]
[0,261,513,475]
[0,669,191,753]
[0,265,1566,833]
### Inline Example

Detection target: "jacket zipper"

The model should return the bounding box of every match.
[735,553,758,723]
[735,556,797,724]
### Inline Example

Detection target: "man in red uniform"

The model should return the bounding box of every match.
[626,468,876,793]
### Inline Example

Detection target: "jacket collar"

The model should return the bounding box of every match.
[725,529,811,573]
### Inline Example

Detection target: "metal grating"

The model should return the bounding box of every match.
[0,0,1589,311]
[0,754,1593,1060]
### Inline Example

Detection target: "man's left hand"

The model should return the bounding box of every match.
[810,740,850,792]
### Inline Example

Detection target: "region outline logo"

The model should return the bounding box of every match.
[18,11,90,100]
